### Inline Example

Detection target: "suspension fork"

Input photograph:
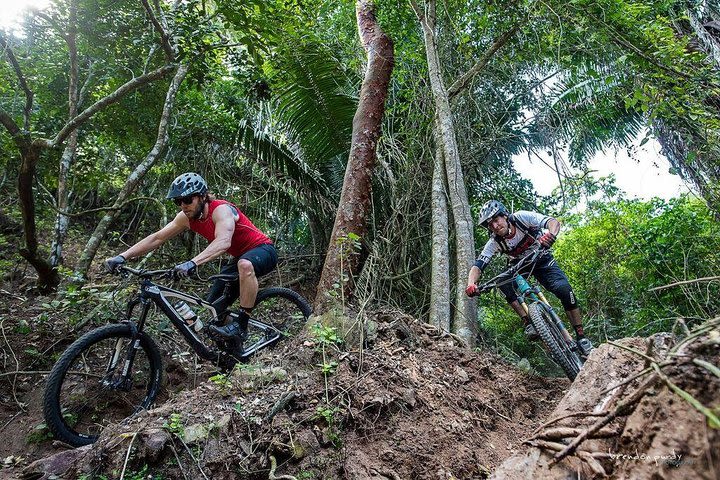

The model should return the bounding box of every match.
[105,298,151,390]
[534,290,573,343]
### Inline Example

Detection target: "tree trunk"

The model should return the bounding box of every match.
[75,64,188,278]
[50,133,77,267]
[429,142,451,331]
[414,0,476,344]
[50,0,79,268]
[18,143,60,291]
[687,2,720,68]
[654,120,720,220]
[314,0,394,312]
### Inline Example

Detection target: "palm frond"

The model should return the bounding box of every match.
[272,40,358,174]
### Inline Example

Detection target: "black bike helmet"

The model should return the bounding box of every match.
[478,200,508,228]
[166,172,208,199]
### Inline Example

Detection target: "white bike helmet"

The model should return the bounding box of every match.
[166,172,208,199]
[478,200,508,229]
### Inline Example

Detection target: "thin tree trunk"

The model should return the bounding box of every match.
[414,0,476,344]
[75,64,188,278]
[429,142,450,331]
[50,0,79,267]
[18,143,60,291]
[50,135,77,267]
[314,0,394,312]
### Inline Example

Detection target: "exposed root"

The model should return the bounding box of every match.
[269,454,298,480]
[541,318,720,466]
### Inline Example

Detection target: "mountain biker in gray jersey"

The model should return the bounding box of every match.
[465,200,593,356]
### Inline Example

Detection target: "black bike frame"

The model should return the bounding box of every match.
[123,272,284,368]
[131,278,224,362]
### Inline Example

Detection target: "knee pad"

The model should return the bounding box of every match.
[555,284,578,310]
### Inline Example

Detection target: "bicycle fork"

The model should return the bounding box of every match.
[103,300,151,391]
[516,276,573,343]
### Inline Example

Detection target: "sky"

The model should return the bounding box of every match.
[512,133,691,201]
[0,0,49,30]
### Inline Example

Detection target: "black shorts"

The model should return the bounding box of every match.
[497,253,579,310]
[205,243,278,312]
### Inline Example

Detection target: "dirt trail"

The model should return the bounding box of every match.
[2,307,718,479]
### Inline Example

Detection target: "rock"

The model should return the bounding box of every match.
[402,388,417,408]
[291,429,321,459]
[233,366,288,389]
[516,358,532,373]
[140,428,171,462]
[183,423,211,444]
[23,445,92,479]
[454,366,470,384]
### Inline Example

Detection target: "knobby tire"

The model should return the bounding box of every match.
[43,323,163,447]
[251,287,312,338]
[528,303,582,381]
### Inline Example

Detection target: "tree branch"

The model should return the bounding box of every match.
[648,276,720,292]
[0,109,21,138]
[47,195,166,217]
[77,60,96,108]
[66,0,79,119]
[448,24,519,99]
[0,32,34,131]
[141,0,175,61]
[33,11,65,36]
[45,64,176,148]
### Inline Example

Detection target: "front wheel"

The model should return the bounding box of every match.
[528,303,582,381]
[43,323,163,447]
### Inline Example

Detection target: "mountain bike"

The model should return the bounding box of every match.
[42,265,312,447]
[473,247,584,380]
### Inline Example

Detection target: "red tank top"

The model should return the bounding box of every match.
[189,200,272,257]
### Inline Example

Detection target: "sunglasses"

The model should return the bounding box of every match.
[173,195,196,206]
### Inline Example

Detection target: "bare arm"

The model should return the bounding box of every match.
[467,265,482,287]
[190,205,236,266]
[120,211,188,260]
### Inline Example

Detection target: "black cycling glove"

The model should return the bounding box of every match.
[104,255,126,273]
[173,260,197,278]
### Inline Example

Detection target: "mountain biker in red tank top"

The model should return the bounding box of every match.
[104,173,277,347]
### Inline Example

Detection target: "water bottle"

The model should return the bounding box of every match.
[174,301,204,332]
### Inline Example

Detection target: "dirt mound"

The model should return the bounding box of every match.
[491,319,720,480]
[13,310,568,479]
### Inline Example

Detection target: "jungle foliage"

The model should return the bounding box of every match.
[1,0,719,365]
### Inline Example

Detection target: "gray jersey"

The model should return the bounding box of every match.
[475,210,551,268]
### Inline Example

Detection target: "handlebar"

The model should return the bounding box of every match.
[114,265,174,279]
[472,245,548,295]
[113,265,239,283]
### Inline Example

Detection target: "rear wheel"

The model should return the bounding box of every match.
[528,303,582,381]
[254,287,312,335]
[43,323,163,446]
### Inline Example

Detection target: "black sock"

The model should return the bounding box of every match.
[237,307,253,330]
[521,315,531,327]
[573,324,585,338]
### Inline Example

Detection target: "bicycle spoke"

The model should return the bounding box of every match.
[50,327,158,443]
